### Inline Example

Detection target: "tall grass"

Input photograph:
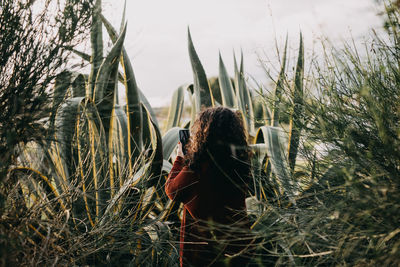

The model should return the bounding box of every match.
[247,4,400,266]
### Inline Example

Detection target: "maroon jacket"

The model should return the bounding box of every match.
[165,156,250,267]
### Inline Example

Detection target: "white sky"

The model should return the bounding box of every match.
[101,0,382,107]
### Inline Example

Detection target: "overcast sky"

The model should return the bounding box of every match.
[100,0,382,107]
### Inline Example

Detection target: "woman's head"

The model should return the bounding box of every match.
[184,107,250,192]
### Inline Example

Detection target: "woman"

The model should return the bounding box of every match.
[165,107,252,267]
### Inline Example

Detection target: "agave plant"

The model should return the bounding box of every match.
[162,29,256,160]
[163,31,306,207]
[10,0,176,264]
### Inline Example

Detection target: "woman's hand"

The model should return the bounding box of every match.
[176,142,184,159]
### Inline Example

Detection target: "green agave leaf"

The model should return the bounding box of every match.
[55,97,109,225]
[93,23,127,144]
[287,33,304,173]
[162,127,181,161]
[88,0,103,98]
[51,71,73,129]
[165,84,186,131]
[146,109,164,188]
[253,96,268,128]
[188,28,214,112]
[120,0,126,33]
[68,47,126,86]
[271,36,288,127]
[70,48,91,62]
[55,97,85,179]
[141,103,152,151]
[93,23,127,103]
[255,126,298,201]
[234,52,255,135]
[138,88,159,129]
[112,105,129,187]
[218,53,237,108]
[71,73,86,98]
[101,14,144,160]
[162,160,173,173]
[139,102,163,189]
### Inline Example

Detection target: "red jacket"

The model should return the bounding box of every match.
[165,156,251,267]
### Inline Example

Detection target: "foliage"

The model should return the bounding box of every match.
[248,6,400,266]
[0,0,93,183]
[2,0,400,266]
[1,1,176,265]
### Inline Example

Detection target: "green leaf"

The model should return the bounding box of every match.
[188,28,214,111]
[55,97,85,179]
[71,73,86,98]
[93,23,127,144]
[271,36,288,127]
[88,0,103,98]
[120,0,126,33]
[165,84,186,131]
[255,126,298,201]
[162,127,180,161]
[287,32,304,173]
[218,53,237,108]
[234,52,255,135]
[51,71,72,128]
[146,108,164,188]
[141,103,152,151]
[101,14,144,161]
[162,160,173,173]
[112,105,129,187]
[138,88,159,129]
[70,48,91,62]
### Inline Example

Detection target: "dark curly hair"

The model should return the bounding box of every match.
[184,107,250,194]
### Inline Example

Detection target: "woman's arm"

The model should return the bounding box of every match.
[165,156,199,203]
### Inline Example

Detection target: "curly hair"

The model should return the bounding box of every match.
[184,107,250,194]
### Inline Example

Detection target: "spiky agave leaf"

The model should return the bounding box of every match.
[271,36,288,127]
[88,0,103,98]
[165,84,186,131]
[101,14,146,163]
[255,126,299,203]
[188,28,214,112]
[144,108,164,188]
[71,73,86,98]
[112,105,129,188]
[234,52,255,135]
[287,33,304,173]
[218,52,237,108]
[93,23,127,146]
[55,97,85,179]
[54,96,110,225]
[138,88,159,129]
[162,127,181,161]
